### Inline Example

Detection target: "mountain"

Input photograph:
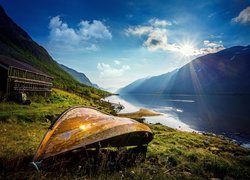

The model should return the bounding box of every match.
[0,5,109,97]
[118,71,178,94]
[59,64,99,89]
[120,45,250,94]
[118,77,150,93]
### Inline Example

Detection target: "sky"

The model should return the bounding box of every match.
[1,0,250,91]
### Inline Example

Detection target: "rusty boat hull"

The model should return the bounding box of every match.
[32,106,153,163]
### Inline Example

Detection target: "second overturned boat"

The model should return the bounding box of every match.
[32,106,153,163]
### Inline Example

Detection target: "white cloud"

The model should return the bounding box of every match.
[199,40,225,54]
[49,16,79,44]
[126,25,178,52]
[203,40,222,47]
[125,25,153,36]
[48,16,111,51]
[97,62,130,77]
[126,19,184,53]
[199,46,225,54]
[232,6,250,24]
[149,18,172,27]
[78,20,112,40]
[125,18,171,36]
[143,28,167,50]
[114,60,121,65]
[125,19,225,56]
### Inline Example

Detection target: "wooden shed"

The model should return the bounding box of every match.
[0,55,53,98]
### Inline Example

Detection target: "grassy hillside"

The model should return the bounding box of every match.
[1,120,249,179]
[0,89,249,179]
[0,5,109,98]
[0,88,115,122]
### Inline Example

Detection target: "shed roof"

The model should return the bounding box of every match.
[0,55,51,77]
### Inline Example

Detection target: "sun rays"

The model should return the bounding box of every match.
[179,44,196,56]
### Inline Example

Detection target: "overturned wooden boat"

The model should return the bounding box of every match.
[32,106,153,164]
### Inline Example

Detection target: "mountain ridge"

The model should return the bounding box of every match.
[59,64,99,89]
[119,45,250,95]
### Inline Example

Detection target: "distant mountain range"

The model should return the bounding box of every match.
[119,45,250,94]
[59,64,99,89]
[0,5,104,95]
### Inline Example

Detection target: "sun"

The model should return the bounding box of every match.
[179,44,196,56]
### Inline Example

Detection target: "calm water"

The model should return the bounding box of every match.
[105,94,250,146]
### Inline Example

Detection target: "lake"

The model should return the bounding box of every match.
[105,94,250,147]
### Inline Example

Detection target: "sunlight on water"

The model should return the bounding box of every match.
[105,95,194,132]
[145,114,194,132]
[242,143,250,149]
[165,99,195,103]
[105,94,250,145]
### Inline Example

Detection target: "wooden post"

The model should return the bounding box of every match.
[6,67,11,96]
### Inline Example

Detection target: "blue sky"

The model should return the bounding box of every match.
[1,0,250,91]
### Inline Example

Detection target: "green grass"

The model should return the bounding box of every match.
[144,125,250,179]
[0,121,48,160]
[0,88,115,123]
[0,121,249,178]
[0,91,250,179]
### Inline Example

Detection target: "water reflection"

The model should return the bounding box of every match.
[105,94,250,144]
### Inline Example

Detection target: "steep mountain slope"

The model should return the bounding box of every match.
[120,46,250,94]
[119,70,178,94]
[0,5,109,97]
[59,64,99,89]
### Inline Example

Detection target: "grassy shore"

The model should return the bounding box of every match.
[0,92,250,179]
